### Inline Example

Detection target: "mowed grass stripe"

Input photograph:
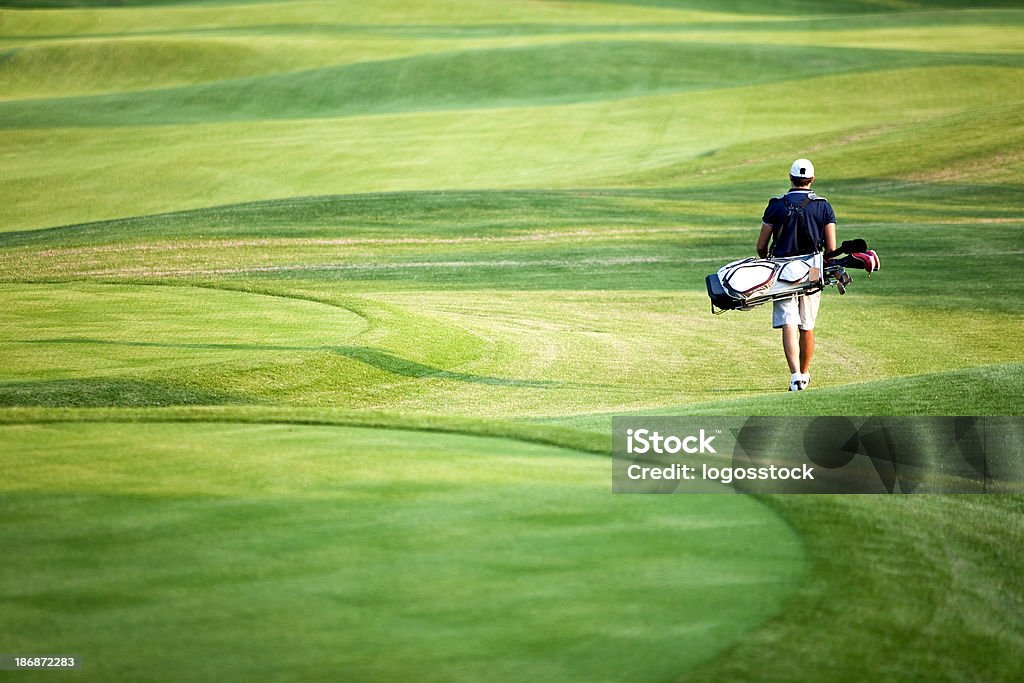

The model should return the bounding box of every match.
[0,1,762,37]
[7,41,1019,128]
[0,35,484,101]
[0,405,609,454]
[4,65,1021,231]
[4,1,1020,39]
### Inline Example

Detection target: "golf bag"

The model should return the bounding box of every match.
[706,239,878,314]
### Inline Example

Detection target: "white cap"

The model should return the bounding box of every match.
[790,158,814,178]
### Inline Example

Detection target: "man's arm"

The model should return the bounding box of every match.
[756,223,773,258]
[824,222,837,255]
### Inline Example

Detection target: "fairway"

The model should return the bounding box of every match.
[1,0,1023,681]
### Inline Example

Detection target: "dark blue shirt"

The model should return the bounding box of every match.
[762,189,836,257]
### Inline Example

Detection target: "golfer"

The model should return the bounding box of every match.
[755,159,837,391]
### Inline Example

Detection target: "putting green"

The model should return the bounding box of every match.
[0,421,804,682]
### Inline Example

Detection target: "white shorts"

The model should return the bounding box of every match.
[772,292,821,330]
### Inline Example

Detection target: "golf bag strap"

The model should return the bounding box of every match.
[771,194,815,257]
[790,195,814,209]
[789,194,815,254]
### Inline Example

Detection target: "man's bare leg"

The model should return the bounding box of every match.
[799,329,815,374]
[782,325,800,374]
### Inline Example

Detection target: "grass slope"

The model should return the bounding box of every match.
[4,65,1022,230]
[1,1,1023,681]
[10,42,1015,128]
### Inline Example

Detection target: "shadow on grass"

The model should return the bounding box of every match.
[0,377,250,408]
[16,338,564,388]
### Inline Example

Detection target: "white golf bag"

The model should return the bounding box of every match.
[705,240,878,314]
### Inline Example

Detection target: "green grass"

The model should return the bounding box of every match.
[1,1,1023,680]
[0,420,803,682]
[4,64,1022,230]
[687,494,1024,682]
[12,42,1017,128]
